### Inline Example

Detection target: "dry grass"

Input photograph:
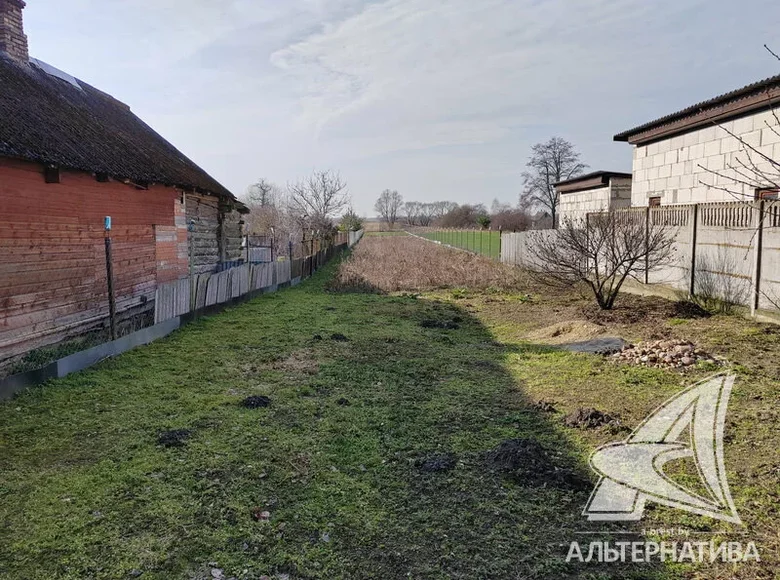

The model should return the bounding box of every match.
[330,235,526,292]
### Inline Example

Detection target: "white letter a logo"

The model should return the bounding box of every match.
[584,374,741,524]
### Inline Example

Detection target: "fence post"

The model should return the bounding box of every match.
[103,216,117,340]
[751,200,765,316]
[498,226,502,261]
[689,204,699,297]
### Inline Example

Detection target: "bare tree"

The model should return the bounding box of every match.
[245,179,286,235]
[438,204,487,228]
[401,201,455,226]
[418,202,437,226]
[374,189,404,227]
[287,170,350,234]
[521,137,587,229]
[248,178,278,207]
[527,211,676,310]
[401,201,417,226]
[431,201,458,220]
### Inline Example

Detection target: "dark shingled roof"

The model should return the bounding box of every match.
[0,54,240,205]
[554,170,632,188]
[614,74,780,143]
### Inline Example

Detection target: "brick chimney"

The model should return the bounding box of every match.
[0,0,28,63]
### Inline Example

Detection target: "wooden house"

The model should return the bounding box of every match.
[0,0,247,363]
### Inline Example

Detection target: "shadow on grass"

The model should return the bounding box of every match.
[0,258,668,579]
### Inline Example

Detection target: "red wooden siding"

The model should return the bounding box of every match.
[0,158,189,361]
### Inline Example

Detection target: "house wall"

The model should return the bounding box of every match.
[0,158,189,361]
[184,193,245,274]
[558,178,633,223]
[221,206,245,263]
[186,193,220,275]
[631,109,780,206]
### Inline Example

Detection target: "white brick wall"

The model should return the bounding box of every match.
[631,109,780,206]
[559,177,633,223]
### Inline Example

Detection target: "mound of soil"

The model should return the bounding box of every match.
[531,399,557,413]
[527,320,605,345]
[485,438,588,490]
[157,429,192,448]
[671,301,711,319]
[242,395,272,409]
[564,408,619,430]
[419,319,460,330]
[417,452,457,473]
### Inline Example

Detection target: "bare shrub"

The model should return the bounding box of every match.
[527,211,676,310]
[330,236,526,293]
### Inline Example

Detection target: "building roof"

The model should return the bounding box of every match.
[614,74,780,145]
[554,171,632,194]
[0,54,245,209]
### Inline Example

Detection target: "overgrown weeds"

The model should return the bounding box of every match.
[329,235,527,292]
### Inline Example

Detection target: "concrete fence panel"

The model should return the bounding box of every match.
[499,201,780,315]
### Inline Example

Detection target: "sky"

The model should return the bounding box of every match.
[22,0,780,215]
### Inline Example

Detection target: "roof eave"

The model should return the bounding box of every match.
[614,79,780,146]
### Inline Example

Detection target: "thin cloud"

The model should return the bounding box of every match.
[21,0,780,212]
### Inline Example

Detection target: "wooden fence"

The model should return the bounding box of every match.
[154,229,364,324]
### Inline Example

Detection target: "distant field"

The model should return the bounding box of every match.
[420,229,501,259]
[364,230,408,237]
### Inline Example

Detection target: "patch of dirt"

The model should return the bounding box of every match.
[419,319,460,330]
[581,296,711,326]
[526,319,605,344]
[241,395,272,409]
[564,408,620,430]
[157,429,192,448]
[531,399,557,413]
[484,439,588,490]
[271,350,319,375]
[471,359,501,371]
[416,452,457,473]
[671,301,711,319]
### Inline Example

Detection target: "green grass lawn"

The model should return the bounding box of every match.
[0,253,773,579]
[420,230,501,260]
